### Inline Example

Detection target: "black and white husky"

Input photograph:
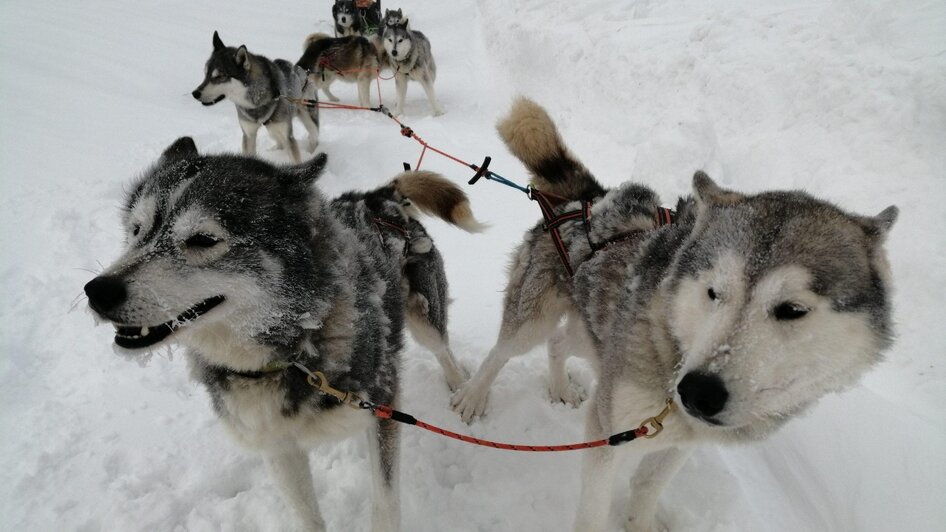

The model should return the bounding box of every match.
[382,20,444,116]
[84,138,481,530]
[192,31,320,163]
[459,99,898,531]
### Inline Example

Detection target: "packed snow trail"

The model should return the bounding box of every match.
[1,0,944,531]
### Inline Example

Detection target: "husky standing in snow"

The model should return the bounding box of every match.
[192,31,319,163]
[382,20,444,116]
[83,138,480,530]
[298,32,382,107]
[465,99,898,532]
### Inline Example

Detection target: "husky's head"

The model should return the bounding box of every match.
[85,138,330,364]
[192,31,254,107]
[333,0,355,28]
[383,21,412,60]
[383,8,404,27]
[666,172,897,439]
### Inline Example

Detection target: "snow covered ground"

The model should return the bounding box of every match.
[1,0,944,530]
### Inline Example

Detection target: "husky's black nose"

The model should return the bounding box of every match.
[678,372,728,421]
[84,276,127,314]
[192,89,201,100]
[391,50,398,57]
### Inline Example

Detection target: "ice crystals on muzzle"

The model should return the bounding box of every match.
[113,295,225,349]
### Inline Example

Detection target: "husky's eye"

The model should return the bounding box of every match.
[707,288,718,301]
[773,302,809,321]
[132,224,141,237]
[185,233,221,248]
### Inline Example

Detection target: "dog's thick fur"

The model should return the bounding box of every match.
[379,8,406,38]
[332,0,362,37]
[453,98,693,421]
[382,20,444,116]
[84,138,482,530]
[459,99,898,531]
[192,31,319,163]
[298,32,381,107]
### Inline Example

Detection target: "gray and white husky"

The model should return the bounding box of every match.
[192,31,320,163]
[83,138,482,530]
[464,99,898,531]
[382,20,444,116]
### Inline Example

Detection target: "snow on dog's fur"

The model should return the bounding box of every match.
[459,98,898,532]
[84,138,482,530]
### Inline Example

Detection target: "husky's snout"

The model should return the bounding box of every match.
[677,371,729,424]
[84,275,127,315]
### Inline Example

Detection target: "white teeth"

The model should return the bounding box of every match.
[141,327,149,336]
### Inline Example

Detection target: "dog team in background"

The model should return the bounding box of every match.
[87,2,900,531]
[192,2,440,162]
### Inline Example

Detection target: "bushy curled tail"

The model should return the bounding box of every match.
[496,97,606,201]
[302,32,332,52]
[392,171,486,233]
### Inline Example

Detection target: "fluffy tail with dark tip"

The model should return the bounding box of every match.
[496,97,606,201]
[392,171,486,233]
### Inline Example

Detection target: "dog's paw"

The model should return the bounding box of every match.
[450,381,489,423]
[432,108,445,117]
[444,365,471,394]
[549,380,585,408]
[307,139,319,153]
[328,95,340,102]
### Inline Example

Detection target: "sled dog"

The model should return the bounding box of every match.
[299,33,381,107]
[192,31,319,163]
[84,138,483,530]
[332,0,362,37]
[462,98,898,532]
[382,20,444,116]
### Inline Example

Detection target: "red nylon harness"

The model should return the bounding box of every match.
[529,187,676,277]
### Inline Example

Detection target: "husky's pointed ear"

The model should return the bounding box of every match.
[212,31,225,50]
[161,136,199,164]
[692,171,743,207]
[283,153,328,187]
[235,45,251,70]
[858,205,898,240]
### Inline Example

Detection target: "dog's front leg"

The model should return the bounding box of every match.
[357,76,372,108]
[574,395,619,532]
[393,74,408,116]
[624,447,692,532]
[367,417,401,532]
[264,442,325,531]
[321,81,341,102]
[267,121,301,163]
[240,118,261,156]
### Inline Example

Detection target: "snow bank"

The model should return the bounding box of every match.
[1,0,943,530]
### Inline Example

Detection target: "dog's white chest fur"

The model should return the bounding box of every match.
[218,379,371,449]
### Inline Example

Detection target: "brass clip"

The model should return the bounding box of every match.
[292,363,361,408]
[638,398,676,439]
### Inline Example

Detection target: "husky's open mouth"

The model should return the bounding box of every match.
[202,95,225,106]
[114,296,225,349]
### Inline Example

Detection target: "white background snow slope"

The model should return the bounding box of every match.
[1,0,944,531]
